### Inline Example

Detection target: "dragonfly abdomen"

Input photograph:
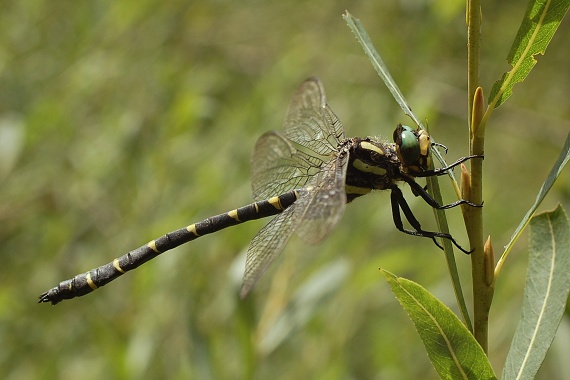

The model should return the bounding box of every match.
[38,190,299,305]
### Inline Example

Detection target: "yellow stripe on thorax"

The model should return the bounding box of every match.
[345,185,372,195]
[360,141,384,155]
[352,158,387,176]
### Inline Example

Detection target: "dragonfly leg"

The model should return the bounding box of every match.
[404,176,482,209]
[413,155,484,177]
[390,187,472,254]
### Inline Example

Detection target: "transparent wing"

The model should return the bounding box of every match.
[251,78,346,200]
[251,131,326,201]
[283,77,346,155]
[293,153,348,244]
[240,152,349,298]
[239,198,299,298]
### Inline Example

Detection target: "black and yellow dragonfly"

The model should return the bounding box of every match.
[39,78,481,305]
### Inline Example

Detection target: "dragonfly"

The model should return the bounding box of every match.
[39,77,481,305]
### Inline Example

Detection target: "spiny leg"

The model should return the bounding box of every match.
[390,187,472,254]
[404,177,482,210]
[413,155,484,178]
[390,188,444,249]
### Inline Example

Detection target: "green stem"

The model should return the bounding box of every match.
[466,0,491,354]
[428,176,473,332]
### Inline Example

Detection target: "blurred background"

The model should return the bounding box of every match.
[1,1,569,379]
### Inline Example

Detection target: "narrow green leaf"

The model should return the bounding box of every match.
[342,11,451,175]
[502,206,570,380]
[342,13,422,128]
[488,0,570,108]
[497,130,570,273]
[344,10,472,330]
[381,270,496,380]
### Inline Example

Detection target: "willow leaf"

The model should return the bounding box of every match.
[381,270,496,380]
[502,206,570,380]
[488,0,570,108]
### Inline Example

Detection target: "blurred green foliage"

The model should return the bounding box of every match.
[1,1,568,379]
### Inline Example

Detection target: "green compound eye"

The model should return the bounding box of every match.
[399,126,420,165]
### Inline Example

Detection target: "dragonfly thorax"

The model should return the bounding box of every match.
[344,137,402,202]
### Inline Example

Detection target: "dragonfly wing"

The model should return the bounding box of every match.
[294,151,348,245]
[240,195,302,298]
[251,131,325,201]
[283,77,346,155]
[240,153,349,298]
[241,79,350,297]
[251,78,347,201]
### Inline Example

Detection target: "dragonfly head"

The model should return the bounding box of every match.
[393,124,431,174]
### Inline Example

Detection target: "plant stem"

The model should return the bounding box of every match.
[466,0,491,354]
